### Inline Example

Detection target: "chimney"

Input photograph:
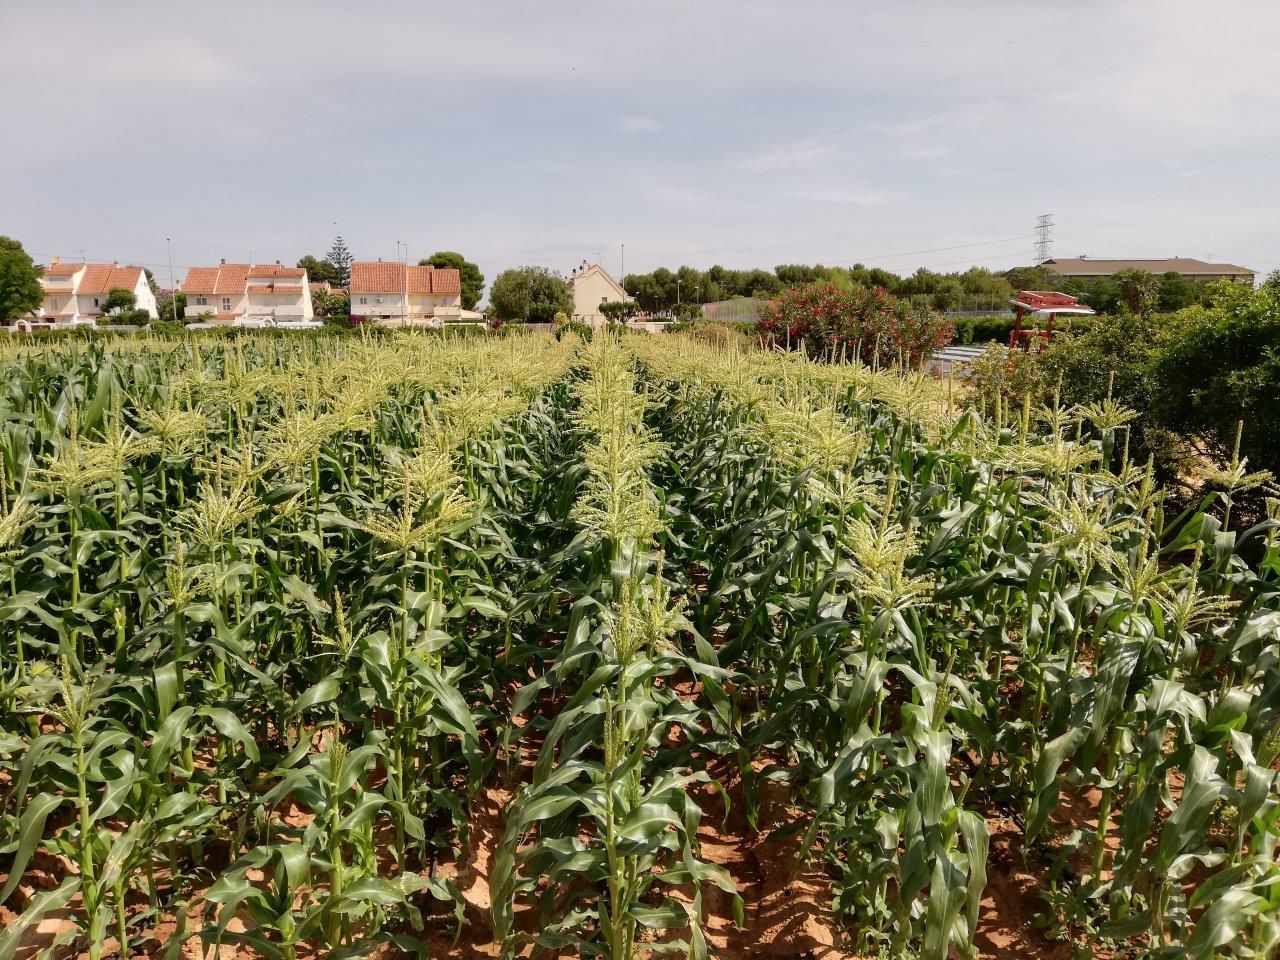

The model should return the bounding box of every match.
[220,258,226,265]
[275,259,280,265]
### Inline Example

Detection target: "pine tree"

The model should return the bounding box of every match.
[325,235,353,288]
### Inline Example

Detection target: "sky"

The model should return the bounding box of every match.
[3,0,1279,296]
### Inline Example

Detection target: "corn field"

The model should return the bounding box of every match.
[1,330,1278,960]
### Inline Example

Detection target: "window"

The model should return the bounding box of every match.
[50,300,59,312]
[195,296,207,306]
[93,297,100,307]
[359,297,368,305]
[221,297,231,311]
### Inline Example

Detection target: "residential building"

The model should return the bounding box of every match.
[181,261,314,324]
[36,260,157,322]
[348,261,463,324]
[1040,257,1253,284]
[568,260,632,326]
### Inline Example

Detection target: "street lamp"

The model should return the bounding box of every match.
[166,238,179,323]
[396,241,408,325]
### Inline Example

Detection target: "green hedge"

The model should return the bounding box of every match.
[952,315,1016,345]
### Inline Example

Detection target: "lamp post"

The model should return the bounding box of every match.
[396,241,408,325]
[166,238,179,323]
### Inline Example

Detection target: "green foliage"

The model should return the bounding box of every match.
[420,251,484,310]
[311,288,349,320]
[325,235,353,287]
[964,344,1051,412]
[599,300,640,324]
[553,319,593,341]
[1113,269,1160,315]
[671,301,703,322]
[297,255,341,286]
[98,287,137,317]
[1152,282,1280,473]
[626,261,1014,314]
[1004,265,1058,291]
[488,265,574,323]
[0,236,44,321]
[757,282,954,366]
[952,315,1017,345]
[1158,271,1209,311]
[155,289,186,322]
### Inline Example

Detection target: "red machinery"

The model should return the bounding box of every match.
[1008,291,1095,350]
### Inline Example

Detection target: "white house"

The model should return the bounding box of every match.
[349,262,464,325]
[36,261,157,323]
[181,261,314,325]
[568,260,632,327]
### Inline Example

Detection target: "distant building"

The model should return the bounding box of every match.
[568,261,632,327]
[181,261,314,324]
[348,262,465,325]
[36,260,157,323]
[1040,257,1253,284]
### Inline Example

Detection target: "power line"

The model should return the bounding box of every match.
[826,235,1032,266]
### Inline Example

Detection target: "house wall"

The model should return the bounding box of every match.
[133,276,158,317]
[571,272,629,325]
[349,291,459,320]
[350,292,406,318]
[186,293,218,315]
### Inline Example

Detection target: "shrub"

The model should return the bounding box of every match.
[963,344,1050,413]
[1152,282,1280,474]
[953,315,1016,345]
[555,320,593,342]
[757,282,952,366]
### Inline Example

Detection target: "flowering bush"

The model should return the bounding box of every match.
[757,282,953,366]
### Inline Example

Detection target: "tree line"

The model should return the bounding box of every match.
[622,261,1230,316]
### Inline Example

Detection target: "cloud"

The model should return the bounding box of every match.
[785,186,903,207]
[902,146,953,161]
[729,137,836,172]
[615,114,662,135]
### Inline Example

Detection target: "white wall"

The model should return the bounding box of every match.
[572,270,630,324]
[133,275,158,318]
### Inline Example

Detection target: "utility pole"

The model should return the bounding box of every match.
[620,243,625,281]
[166,238,179,323]
[397,241,407,325]
[1034,214,1054,262]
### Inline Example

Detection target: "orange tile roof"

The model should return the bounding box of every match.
[184,263,308,296]
[181,263,241,295]
[77,264,145,295]
[349,261,461,295]
[181,267,220,294]
[248,265,306,280]
[215,264,251,295]
[248,284,303,295]
[43,263,84,278]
